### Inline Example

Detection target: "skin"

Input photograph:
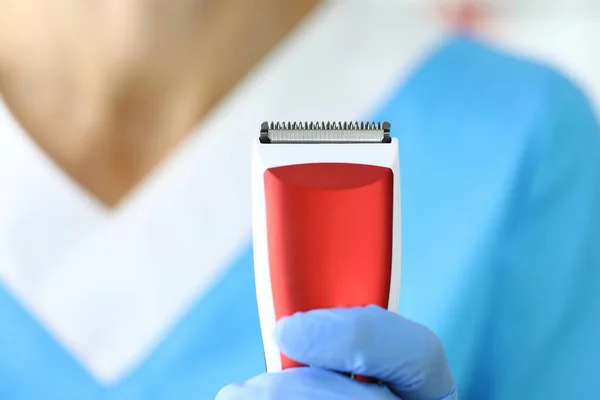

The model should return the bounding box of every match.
[0,0,320,206]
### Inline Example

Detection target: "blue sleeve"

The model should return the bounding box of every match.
[492,61,600,399]
[375,36,600,399]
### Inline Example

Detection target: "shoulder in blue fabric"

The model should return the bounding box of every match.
[375,35,600,400]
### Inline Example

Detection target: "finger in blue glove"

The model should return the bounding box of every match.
[217,367,398,400]
[217,305,456,400]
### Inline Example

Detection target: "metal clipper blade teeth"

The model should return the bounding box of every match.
[259,121,391,144]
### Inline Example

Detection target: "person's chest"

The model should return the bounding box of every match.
[0,3,450,398]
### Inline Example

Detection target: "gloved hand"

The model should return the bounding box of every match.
[216,305,456,399]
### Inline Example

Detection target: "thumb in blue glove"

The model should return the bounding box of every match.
[216,305,456,400]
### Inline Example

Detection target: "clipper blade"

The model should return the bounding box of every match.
[259,121,391,144]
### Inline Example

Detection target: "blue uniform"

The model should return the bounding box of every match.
[0,36,599,399]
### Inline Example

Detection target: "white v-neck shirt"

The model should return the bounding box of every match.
[0,0,442,385]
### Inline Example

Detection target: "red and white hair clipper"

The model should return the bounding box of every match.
[252,121,401,377]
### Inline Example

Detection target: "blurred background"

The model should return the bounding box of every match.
[418,0,600,109]
[0,0,598,397]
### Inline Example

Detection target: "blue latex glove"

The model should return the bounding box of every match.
[216,305,456,399]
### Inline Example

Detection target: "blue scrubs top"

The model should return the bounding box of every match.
[1,37,599,399]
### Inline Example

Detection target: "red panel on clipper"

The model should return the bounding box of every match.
[264,162,394,371]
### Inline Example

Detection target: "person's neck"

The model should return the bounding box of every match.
[0,0,320,207]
